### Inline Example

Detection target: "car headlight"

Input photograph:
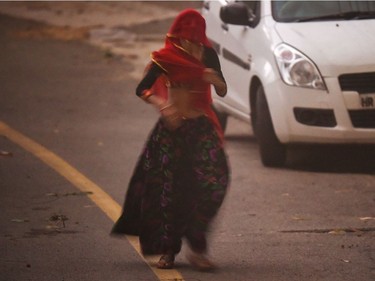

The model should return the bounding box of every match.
[274,43,327,91]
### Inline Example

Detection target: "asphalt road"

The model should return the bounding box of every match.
[1,14,374,281]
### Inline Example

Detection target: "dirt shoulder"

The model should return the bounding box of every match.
[0,1,202,78]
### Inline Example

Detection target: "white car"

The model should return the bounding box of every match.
[202,0,375,166]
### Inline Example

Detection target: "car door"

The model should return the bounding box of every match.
[202,0,223,55]
[218,0,261,115]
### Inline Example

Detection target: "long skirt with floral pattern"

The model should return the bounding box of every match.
[111,115,230,255]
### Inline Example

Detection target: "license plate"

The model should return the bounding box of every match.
[360,94,375,108]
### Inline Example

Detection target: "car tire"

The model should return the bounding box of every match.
[255,85,287,167]
[212,106,228,132]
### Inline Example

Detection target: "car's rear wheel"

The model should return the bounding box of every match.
[255,85,287,167]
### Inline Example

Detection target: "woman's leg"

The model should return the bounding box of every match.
[184,118,230,254]
[128,120,183,256]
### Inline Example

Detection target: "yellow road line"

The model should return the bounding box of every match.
[0,121,184,281]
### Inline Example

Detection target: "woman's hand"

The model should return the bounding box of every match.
[202,68,219,83]
[144,95,182,130]
[203,68,227,97]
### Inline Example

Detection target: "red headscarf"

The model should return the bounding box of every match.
[152,9,211,85]
[165,8,211,48]
[149,9,223,140]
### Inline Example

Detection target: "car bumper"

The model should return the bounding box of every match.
[266,77,375,144]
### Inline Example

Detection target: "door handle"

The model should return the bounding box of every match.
[221,23,229,31]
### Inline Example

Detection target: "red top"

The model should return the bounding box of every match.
[149,9,223,141]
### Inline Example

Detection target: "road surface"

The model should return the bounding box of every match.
[1,3,374,281]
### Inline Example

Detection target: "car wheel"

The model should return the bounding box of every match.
[255,85,287,167]
[212,106,228,132]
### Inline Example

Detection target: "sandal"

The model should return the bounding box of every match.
[156,254,175,269]
[187,252,216,271]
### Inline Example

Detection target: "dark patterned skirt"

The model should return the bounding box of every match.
[111,116,230,255]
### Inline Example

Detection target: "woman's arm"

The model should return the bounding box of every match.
[136,62,181,129]
[202,47,227,97]
[136,63,169,108]
[203,68,227,97]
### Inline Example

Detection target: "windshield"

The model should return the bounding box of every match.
[272,1,375,22]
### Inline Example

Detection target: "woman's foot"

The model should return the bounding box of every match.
[156,254,175,269]
[187,252,216,271]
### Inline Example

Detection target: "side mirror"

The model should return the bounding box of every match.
[220,2,255,26]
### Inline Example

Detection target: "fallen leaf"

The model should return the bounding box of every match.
[62,191,93,196]
[46,225,59,229]
[49,214,68,222]
[46,192,58,197]
[328,229,346,235]
[341,259,350,263]
[0,150,13,157]
[49,214,69,228]
[11,219,29,223]
[359,217,375,221]
[292,216,309,221]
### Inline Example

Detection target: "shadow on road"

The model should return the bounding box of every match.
[225,130,375,174]
[286,144,375,174]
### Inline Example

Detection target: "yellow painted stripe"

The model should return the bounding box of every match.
[0,121,184,281]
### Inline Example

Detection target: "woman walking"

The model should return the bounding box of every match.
[112,9,230,270]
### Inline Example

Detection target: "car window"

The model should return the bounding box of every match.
[272,1,375,22]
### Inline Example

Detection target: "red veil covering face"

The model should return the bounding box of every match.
[148,9,224,140]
